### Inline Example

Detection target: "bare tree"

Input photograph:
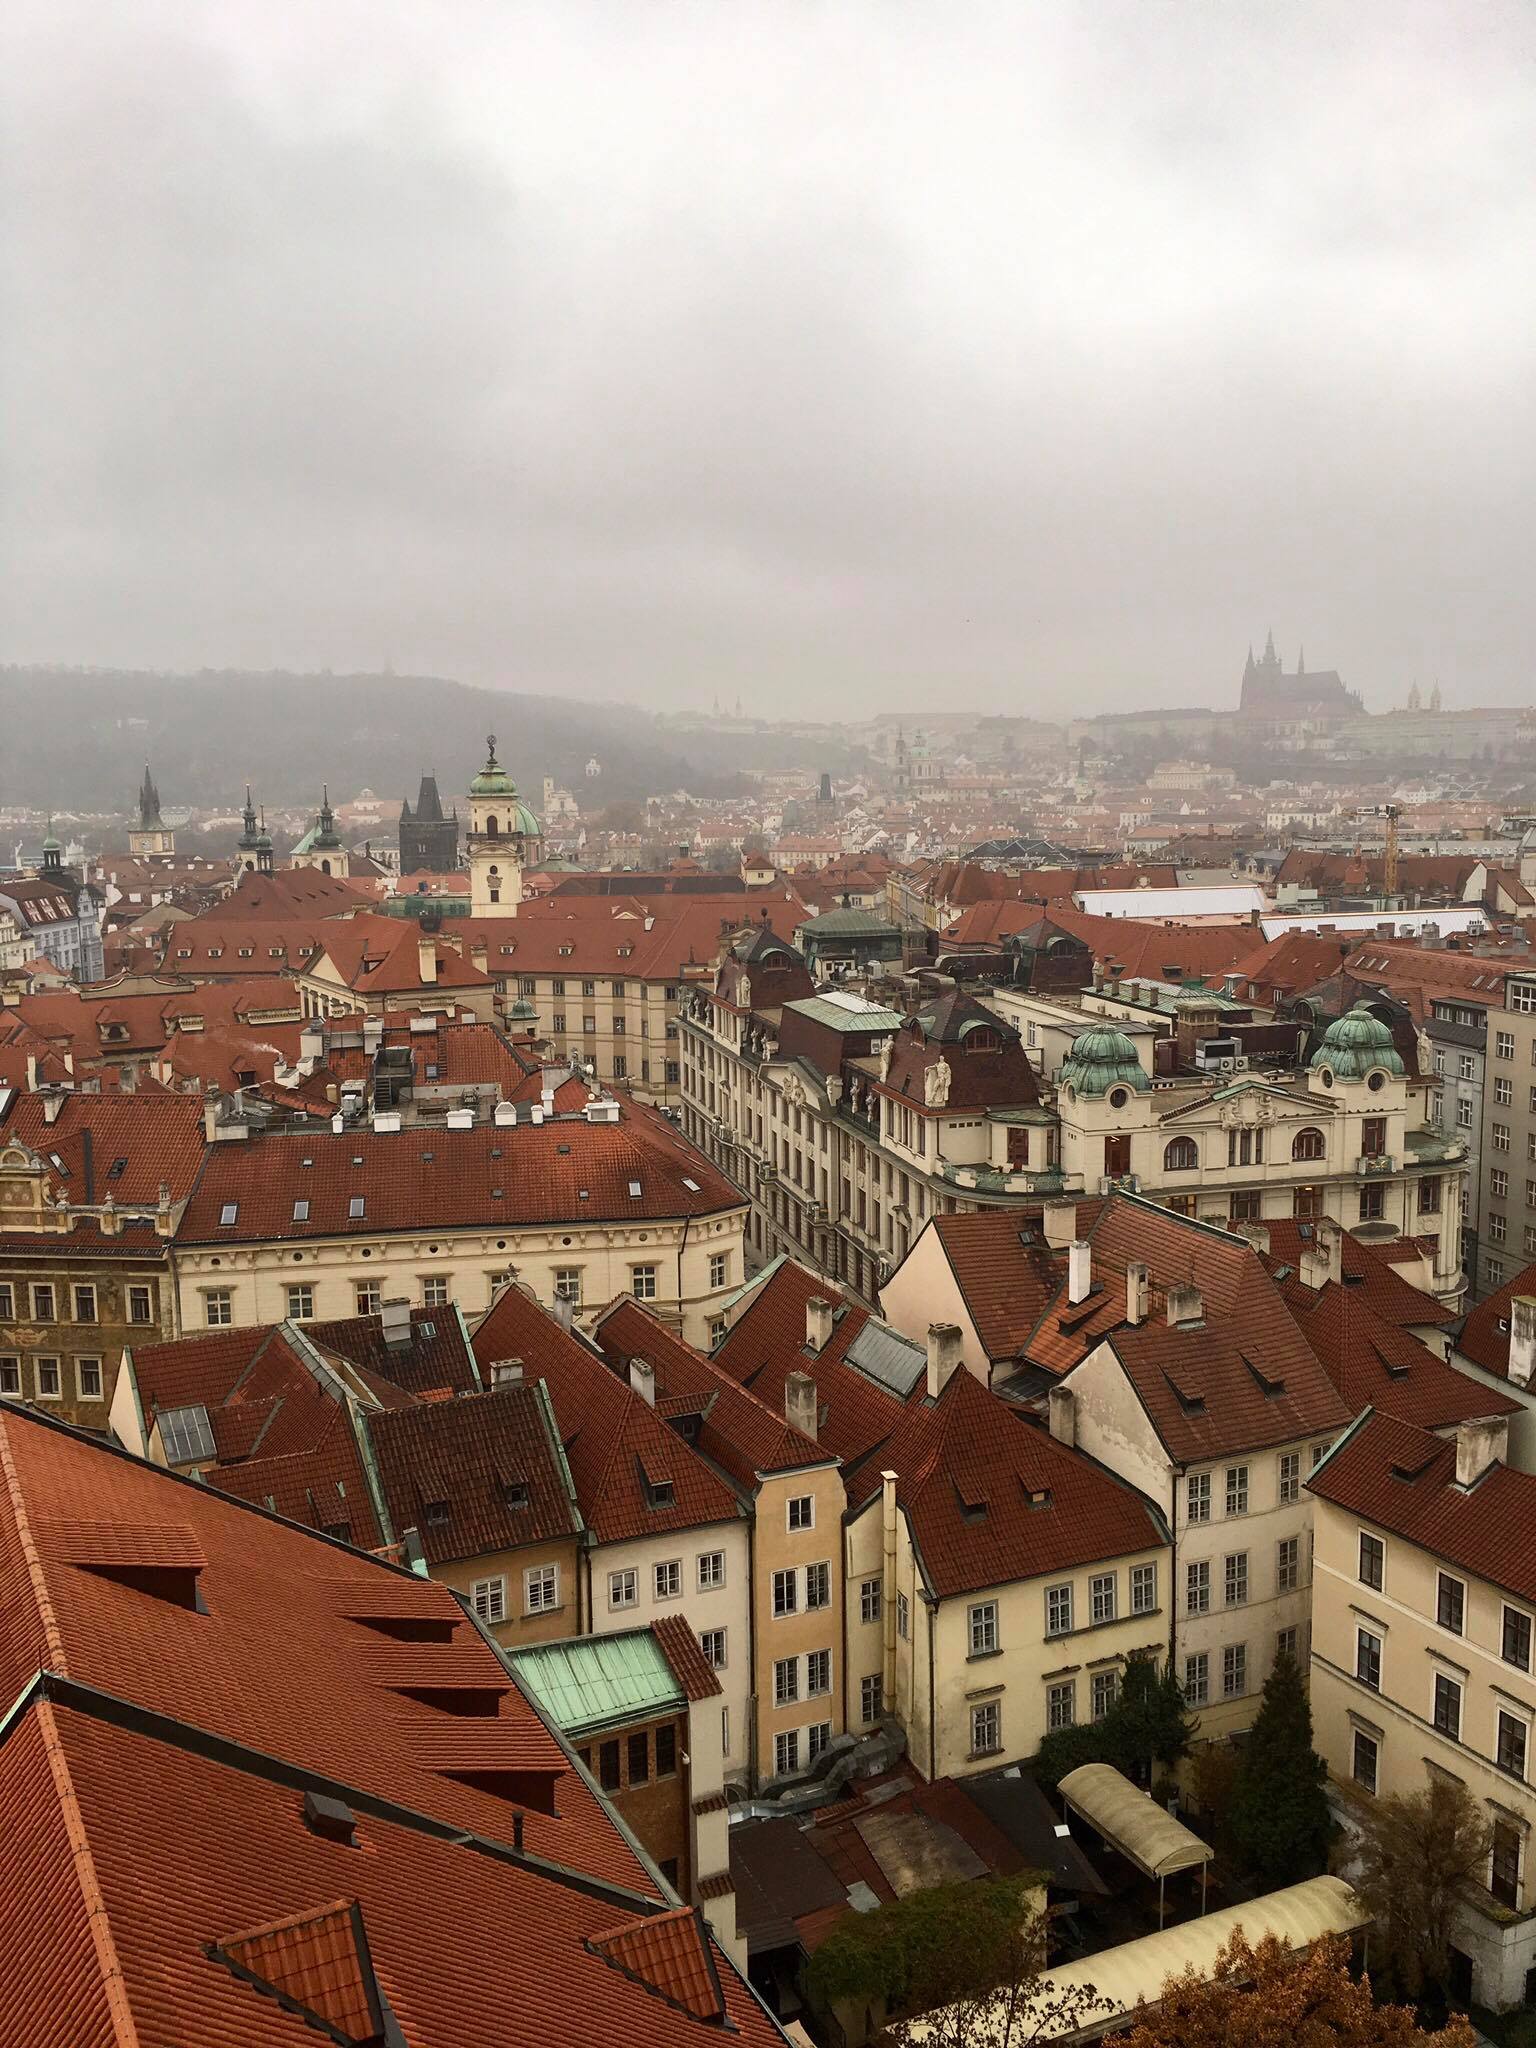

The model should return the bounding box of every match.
[1351,1777,1493,2001]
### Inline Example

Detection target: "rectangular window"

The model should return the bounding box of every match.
[1186,1472,1211,1524]
[860,1577,882,1624]
[1504,1606,1533,1671]
[897,1591,910,1640]
[1494,1121,1512,1151]
[1187,1560,1210,1615]
[807,1648,832,1696]
[700,1627,727,1670]
[1498,1710,1528,1781]
[292,1199,310,1223]
[1359,1531,1385,1592]
[773,1730,799,1777]
[354,1281,381,1316]
[1492,1168,1510,1198]
[654,1559,682,1601]
[72,1285,96,1323]
[553,1268,582,1303]
[1356,1627,1382,1690]
[1497,1031,1516,1059]
[969,1601,998,1656]
[35,1358,61,1400]
[1091,1671,1119,1722]
[609,1568,638,1609]
[697,1549,725,1590]
[805,1560,831,1610]
[1184,1653,1209,1706]
[627,1731,650,1785]
[773,1657,800,1706]
[612,1056,627,1079]
[1359,1185,1385,1222]
[1046,1583,1073,1636]
[1277,1536,1300,1594]
[1497,1077,1515,1106]
[1353,1729,1378,1795]
[1461,1098,1477,1130]
[1277,1625,1299,1663]
[205,1289,233,1327]
[0,1358,19,1397]
[860,1674,882,1724]
[471,1576,507,1625]
[1047,1680,1076,1731]
[1437,1573,1465,1636]
[421,1277,449,1308]
[77,1357,103,1401]
[1278,1451,1301,1505]
[32,1284,55,1322]
[1490,1213,1508,1244]
[286,1285,313,1321]
[772,1568,797,1617]
[1222,1643,1247,1699]
[1432,1672,1462,1741]
[787,1494,814,1531]
[808,1720,832,1763]
[524,1564,559,1614]
[630,1265,657,1300]
[1131,1562,1157,1614]
[1492,1821,1522,1910]
[709,1252,729,1290]
[1362,1115,1387,1156]
[0,1285,11,1320]
[1225,1552,1248,1607]
[1090,1572,1117,1625]
[970,1700,1001,1756]
[598,1740,621,1791]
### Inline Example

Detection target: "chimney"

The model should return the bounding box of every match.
[1068,1240,1092,1305]
[418,938,437,985]
[1455,1415,1509,1488]
[628,1358,655,1406]
[379,1297,413,1350]
[490,1358,524,1387]
[299,1020,325,1062]
[1509,1297,1536,1390]
[551,1293,575,1334]
[805,1295,835,1352]
[784,1370,818,1440]
[470,940,489,973]
[1299,1219,1344,1292]
[40,1086,66,1125]
[1125,1261,1149,1326]
[926,1322,964,1399]
[1048,1384,1076,1447]
[1166,1283,1203,1327]
[1042,1200,1077,1251]
[1229,1218,1271,1257]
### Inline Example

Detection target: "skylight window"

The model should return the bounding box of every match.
[107,1158,127,1180]
[348,1196,365,1219]
[159,1404,215,1466]
[293,1199,310,1222]
[628,1180,643,1198]
[219,1202,239,1225]
[681,1176,701,1192]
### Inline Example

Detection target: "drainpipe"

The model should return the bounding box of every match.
[926,1599,937,1782]
[676,1212,691,1335]
[881,1470,898,1713]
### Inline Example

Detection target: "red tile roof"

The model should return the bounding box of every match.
[1309,1408,1536,1607]
[585,1906,726,2024]
[367,1384,580,1565]
[177,1099,742,1243]
[0,1089,209,1208]
[650,1614,724,1704]
[849,1368,1165,1599]
[1261,1221,1456,1330]
[215,1897,381,2039]
[1456,1263,1536,1379]
[471,1287,745,1545]
[710,1260,910,1472]
[923,1211,1056,1363]
[1288,1283,1519,1433]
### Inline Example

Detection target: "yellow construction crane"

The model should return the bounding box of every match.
[1359,803,1402,899]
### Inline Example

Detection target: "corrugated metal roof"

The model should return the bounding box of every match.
[511,1631,683,1740]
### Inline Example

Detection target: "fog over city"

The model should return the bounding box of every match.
[6,0,1533,716]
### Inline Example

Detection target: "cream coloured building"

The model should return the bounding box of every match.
[1309,1409,1536,2012]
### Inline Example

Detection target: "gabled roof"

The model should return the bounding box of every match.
[1309,1408,1536,1607]
[471,1287,745,1543]
[592,1298,829,1492]
[1456,1263,1536,1379]
[0,1090,208,1208]
[900,1211,1056,1365]
[1260,1220,1456,1330]
[368,1383,581,1564]
[1290,1283,1519,1434]
[848,1368,1165,1600]
[711,1260,911,1472]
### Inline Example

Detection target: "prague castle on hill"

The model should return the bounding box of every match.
[1238,630,1363,720]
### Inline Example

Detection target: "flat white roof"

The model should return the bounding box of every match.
[1259,907,1487,939]
[1077,885,1266,920]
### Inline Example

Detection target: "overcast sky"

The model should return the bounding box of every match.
[6,1,1533,720]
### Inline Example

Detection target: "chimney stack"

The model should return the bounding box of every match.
[417,938,438,986]
[784,1370,818,1440]
[379,1297,413,1350]
[1509,1298,1536,1389]
[1048,1384,1076,1448]
[628,1358,656,1406]
[1125,1261,1149,1326]
[1455,1415,1508,1488]
[1166,1283,1203,1327]
[1299,1219,1344,1292]
[926,1322,965,1400]
[1068,1240,1092,1306]
[1042,1200,1077,1251]
[805,1296,835,1353]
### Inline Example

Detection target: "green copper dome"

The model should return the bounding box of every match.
[41,827,61,854]
[1060,1023,1151,1099]
[470,734,516,798]
[506,996,539,1024]
[1309,1002,1405,1081]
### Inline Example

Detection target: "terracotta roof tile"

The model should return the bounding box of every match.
[586,1905,725,2023]
[1457,1262,1536,1379]
[1291,1284,1518,1432]
[650,1614,723,1704]
[367,1384,580,1565]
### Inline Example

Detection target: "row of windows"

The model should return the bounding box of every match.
[773,1722,832,1777]
[1349,1729,1525,1907]
[470,1563,560,1622]
[0,1281,153,1324]
[518,978,681,1001]
[1357,1531,1535,1669]
[579,1719,681,1793]
[772,1559,833,1616]
[772,1647,834,1706]
[1182,1638,1270,1704]
[0,1354,104,1402]
[1041,1562,1159,1641]
[607,1550,728,1610]
[1185,1448,1321,1524]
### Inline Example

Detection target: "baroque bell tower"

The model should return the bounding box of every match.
[465,735,541,918]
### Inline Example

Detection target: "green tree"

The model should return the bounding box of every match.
[1034,1653,1194,1790]
[1227,1651,1331,1886]
[804,1873,1041,2021]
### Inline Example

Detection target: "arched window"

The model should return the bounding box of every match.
[1164,1136,1198,1172]
[486,814,500,838]
[1292,1127,1326,1162]
[320,859,332,875]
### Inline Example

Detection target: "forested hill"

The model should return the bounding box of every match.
[0,666,819,809]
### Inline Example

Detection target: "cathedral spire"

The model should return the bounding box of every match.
[138,764,163,830]
[1263,628,1277,665]
[1297,644,1305,675]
